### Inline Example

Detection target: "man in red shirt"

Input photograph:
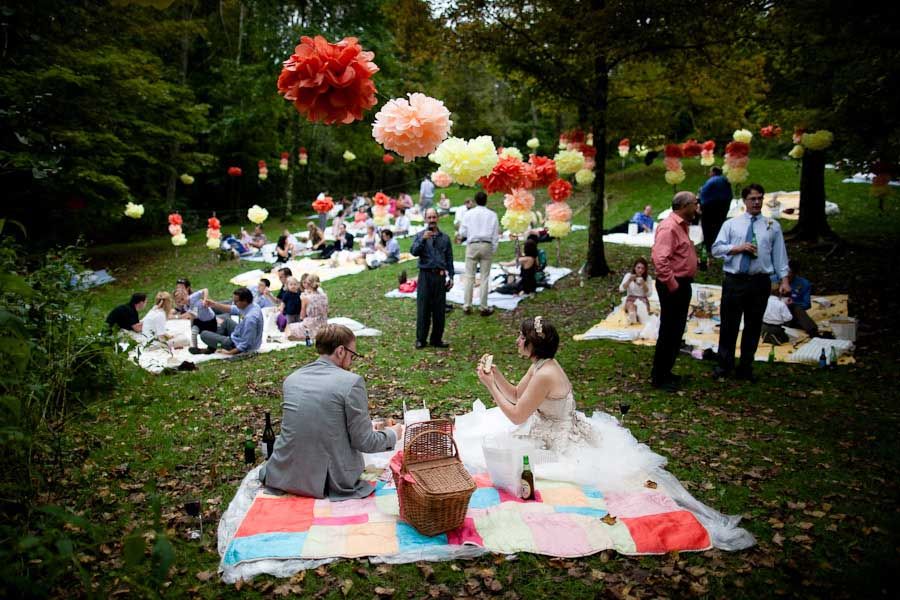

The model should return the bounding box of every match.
[650,192,700,392]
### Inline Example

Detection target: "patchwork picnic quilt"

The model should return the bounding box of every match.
[221,471,712,576]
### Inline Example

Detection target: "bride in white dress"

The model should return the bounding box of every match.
[454,316,754,550]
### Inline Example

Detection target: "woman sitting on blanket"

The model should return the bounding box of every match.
[287,274,328,341]
[306,223,328,254]
[619,257,652,325]
[359,224,378,255]
[275,234,294,263]
[457,316,667,487]
[141,291,178,346]
[497,238,539,295]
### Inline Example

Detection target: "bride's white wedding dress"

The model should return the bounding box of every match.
[452,359,755,551]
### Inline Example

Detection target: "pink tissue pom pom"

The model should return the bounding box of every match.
[372,93,452,162]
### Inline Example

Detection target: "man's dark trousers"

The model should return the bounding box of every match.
[416,270,447,345]
[717,273,770,374]
[652,276,693,385]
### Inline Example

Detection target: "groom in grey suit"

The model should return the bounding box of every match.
[260,324,403,499]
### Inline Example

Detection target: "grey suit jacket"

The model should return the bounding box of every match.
[260,357,397,500]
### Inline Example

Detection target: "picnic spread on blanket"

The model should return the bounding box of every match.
[574,283,856,365]
[219,409,753,583]
[385,261,572,311]
[232,253,416,291]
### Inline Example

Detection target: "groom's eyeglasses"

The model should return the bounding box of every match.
[342,346,364,361]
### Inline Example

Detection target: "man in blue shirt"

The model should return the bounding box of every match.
[252,278,278,309]
[699,167,733,258]
[410,208,454,349]
[603,205,655,234]
[190,287,264,355]
[711,183,791,382]
[380,229,401,263]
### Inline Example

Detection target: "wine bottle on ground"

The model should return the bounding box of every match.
[262,412,276,459]
[520,455,535,501]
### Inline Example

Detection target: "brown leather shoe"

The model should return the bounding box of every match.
[480,307,495,316]
[463,306,472,315]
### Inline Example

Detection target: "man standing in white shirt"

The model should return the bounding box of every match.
[419,175,435,212]
[460,191,500,316]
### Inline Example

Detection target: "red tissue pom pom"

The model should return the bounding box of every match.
[228,166,243,177]
[478,156,529,195]
[383,153,395,164]
[373,192,390,206]
[312,197,334,214]
[207,217,221,230]
[168,213,182,226]
[526,154,558,189]
[725,141,750,158]
[548,178,573,202]
[681,139,702,158]
[664,144,683,159]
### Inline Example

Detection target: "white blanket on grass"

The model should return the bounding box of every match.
[126,313,381,374]
[384,261,572,311]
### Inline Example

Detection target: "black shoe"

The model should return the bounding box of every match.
[652,380,679,393]
[431,341,450,348]
[415,341,427,349]
[463,307,473,315]
[712,366,730,380]
[445,303,454,313]
[480,307,495,317]
[668,373,691,385]
[398,270,408,285]
[188,347,214,355]
[735,369,757,383]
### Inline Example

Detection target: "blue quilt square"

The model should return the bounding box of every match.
[468,487,501,509]
[554,506,608,518]
[396,522,448,551]
[583,486,604,499]
[223,532,307,565]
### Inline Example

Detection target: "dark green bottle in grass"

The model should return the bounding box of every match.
[520,455,535,501]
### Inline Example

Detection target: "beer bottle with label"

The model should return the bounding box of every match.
[262,412,276,459]
[818,348,827,369]
[520,455,535,501]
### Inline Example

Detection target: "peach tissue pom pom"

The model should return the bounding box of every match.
[372,93,453,162]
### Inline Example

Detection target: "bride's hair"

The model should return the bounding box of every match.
[521,317,559,359]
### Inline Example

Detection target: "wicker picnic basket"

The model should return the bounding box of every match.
[391,419,476,536]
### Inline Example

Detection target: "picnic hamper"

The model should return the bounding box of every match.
[391,419,476,536]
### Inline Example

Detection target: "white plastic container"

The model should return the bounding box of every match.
[830,317,857,341]
[482,434,552,497]
[627,223,639,236]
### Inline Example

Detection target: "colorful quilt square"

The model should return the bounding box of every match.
[584,519,636,554]
[473,509,536,553]
[521,512,593,557]
[583,485,604,499]
[374,491,400,516]
[468,487,501,509]
[234,496,315,538]
[621,510,711,554]
[605,490,681,518]
[346,521,398,557]
[447,517,484,546]
[555,506,608,518]
[303,524,348,558]
[328,496,376,517]
[537,485,588,507]
[396,522,448,551]
[223,532,307,566]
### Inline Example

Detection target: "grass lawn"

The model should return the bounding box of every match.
[23,158,900,598]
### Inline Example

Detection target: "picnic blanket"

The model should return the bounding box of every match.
[842,172,900,186]
[219,459,747,583]
[574,283,855,364]
[603,225,702,248]
[385,261,572,311]
[231,253,416,291]
[126,314,381,374]
[69,268,115,290]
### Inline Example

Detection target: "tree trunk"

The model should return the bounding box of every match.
[793,149,833,241]
[165,4,192,210]
[586,36,610,277]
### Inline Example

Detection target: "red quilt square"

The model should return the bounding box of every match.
[446,517,484,547]
[235,496,316,538]
[620,510,711,553]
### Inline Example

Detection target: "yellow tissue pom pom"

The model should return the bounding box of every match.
[726,166,748,184]
[526,137,539,149]
[499,147,523,161]
[179,173,194,185]
[553,149,585,175]
[206,237,220,250]
[501,209,533,234]
[124,202,144,219]
[575,169,596,186]
[733,129,753,144]
[343,150,356,162]
[429,136,499,186]
[788,144,805,159]
[664,169,686,185]
[247,205,269,224]
[801,130,833,151]
[171,233,187,246]
[546,220,572,238]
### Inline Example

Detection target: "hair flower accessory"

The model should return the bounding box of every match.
[277,35,378,125]
[372,93,452,161]
[534,316,544,337]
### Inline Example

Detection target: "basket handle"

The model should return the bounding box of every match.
[401,430,459,473]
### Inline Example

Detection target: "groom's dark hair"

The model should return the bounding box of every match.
[521,317,559,359]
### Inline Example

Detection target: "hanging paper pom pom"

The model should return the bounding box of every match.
[617,138,630,158]
[733,129,753,144]
[663,157,682,171]
[343,150,356,162]
[206,237,220,250]
[553,149,585,175]
[247,205,269,224]
[208,217,221,230]
[724,166,748,183]
[280,152,290,171]
[168,224,182,236]
[429,136,499,186]
[171,233,187,246]
[312,196,334,214]
[179,173,194,185]
[372,93,452,161]
[665,170,686,185]
[373,192,390,206]
[545,201,573,222]
[168,213,183,226]
[206,228,221,239]
[801,130,834,150]
[499,147,523,161]
[372,206,390,226]
[501,209,534,234]
[634,145,649,158]
[548,178,573,202]
[681,139,702,158]
[277,35,378,125]
[788,144,805,159]
[724,141,750,158]
[700,140,716,166]
[431,171,453,188]
[383,153,395,164]
[479,156,529,195]
[503,188,535,211]
[228,166,243,177]
[258,160,268,181]
[546,220,572,238]
[527,155,557,189]
[526,137,540,150]
[124,202,144,219]
[575,169,595,187]
[664,144,683,159]
[298,147,308,166]
[760,125,782,139]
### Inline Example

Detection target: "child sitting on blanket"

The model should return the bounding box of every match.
[619,257,652,325]
[281,276,303,325]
